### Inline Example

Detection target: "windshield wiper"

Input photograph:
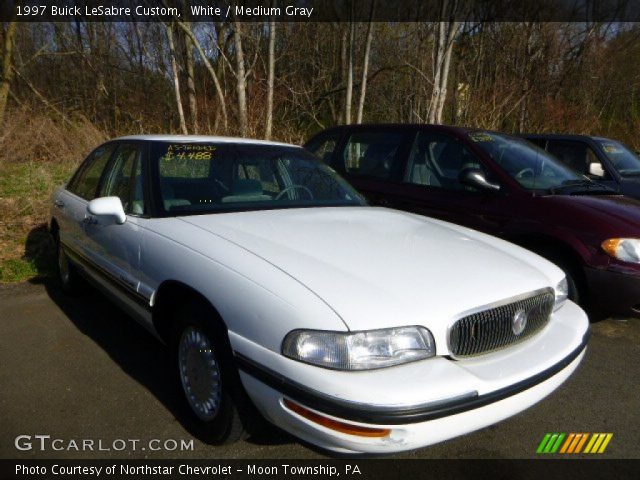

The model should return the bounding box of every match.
[549,180,614,195]
[620,170,640,177]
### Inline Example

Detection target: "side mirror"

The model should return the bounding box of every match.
[459,168,501,192]
[87,197,126,224]
[589,162,605,178]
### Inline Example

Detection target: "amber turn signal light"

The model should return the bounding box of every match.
[601,238,622,257]
[283,399,391,438]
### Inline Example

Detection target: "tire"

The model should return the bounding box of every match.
[54,231,83,294]
[172,300,254,444]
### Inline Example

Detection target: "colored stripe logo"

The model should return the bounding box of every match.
[537,433,613,454]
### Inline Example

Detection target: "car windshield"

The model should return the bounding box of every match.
[468,131,589,192]
[596,139,640,176]
[150,142,366,215]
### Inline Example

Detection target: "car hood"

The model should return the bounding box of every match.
[540,194,640,233]
[179,207,558,336]
[620,177,640,200]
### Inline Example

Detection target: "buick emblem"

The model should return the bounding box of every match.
[512,309,528,335]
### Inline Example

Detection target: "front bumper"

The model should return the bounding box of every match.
[585,265,640,317]
[231,301,589,453]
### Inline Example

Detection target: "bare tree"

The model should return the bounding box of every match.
[215,19,260,137]
[344,21,355,124]
[338,24,348,123]
[175,20,228,131]
[231,20,248,136]
[166,22,188,135]
[184,27,198,133]
[265,17,276,139]
[179,1,198,133]
[428,0,461,124]
[356,0,376,124]
[0,11,19,124]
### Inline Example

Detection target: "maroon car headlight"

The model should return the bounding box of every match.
[282,327,435,370]
[602,238,640,264]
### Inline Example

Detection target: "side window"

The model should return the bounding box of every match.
[343,131,406,179]
[68,144,115,200]
[545,140,595,176]
[306,131,342,166]
[405,132,486,192]
[100,144,144,215]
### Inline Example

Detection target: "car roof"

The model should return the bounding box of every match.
[519,133,613,142]
[112,134,296,148]
[314,123,473,133]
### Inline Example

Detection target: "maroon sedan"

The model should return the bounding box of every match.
[305,124,640,318]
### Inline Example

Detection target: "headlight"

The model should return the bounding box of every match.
[602,238,640,263]
[554,277,569,311]
[282,326,436,370]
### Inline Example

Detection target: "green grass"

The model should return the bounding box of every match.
[0,161,74,283]
[0,258,40,283]
[0,161,73,202]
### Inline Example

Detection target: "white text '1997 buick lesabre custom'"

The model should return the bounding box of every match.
[50,135,589,454]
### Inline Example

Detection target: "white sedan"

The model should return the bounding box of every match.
[50,135,589,454]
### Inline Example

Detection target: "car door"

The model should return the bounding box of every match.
[390,130,516,234]
[58,143,117,257]
[545,139,619,191]
[332,127,414,206]
[83,141,147,297]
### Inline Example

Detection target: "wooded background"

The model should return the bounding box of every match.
[1,14,640,280]
[3,19,640,147]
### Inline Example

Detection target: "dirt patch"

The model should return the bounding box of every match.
[592,318,640,343]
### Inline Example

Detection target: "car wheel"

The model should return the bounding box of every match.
[54,232,82,294]
[172,300,252,444]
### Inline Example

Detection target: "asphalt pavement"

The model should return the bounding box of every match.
[1,281,638,459]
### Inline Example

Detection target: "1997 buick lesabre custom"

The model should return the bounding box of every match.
[50,135,589,454]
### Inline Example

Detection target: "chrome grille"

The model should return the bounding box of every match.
[448,289,555,357]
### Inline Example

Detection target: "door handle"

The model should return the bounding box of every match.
[54,200,65,208]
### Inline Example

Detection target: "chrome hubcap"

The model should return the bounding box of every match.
[178,327,222,421]
[58,243,70,285]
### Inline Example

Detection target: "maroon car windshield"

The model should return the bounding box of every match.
[468,132,586,192]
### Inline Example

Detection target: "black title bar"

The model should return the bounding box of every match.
[2,0,640,22]
[2,459,640,480]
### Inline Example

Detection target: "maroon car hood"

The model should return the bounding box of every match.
[541,194,640,232]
